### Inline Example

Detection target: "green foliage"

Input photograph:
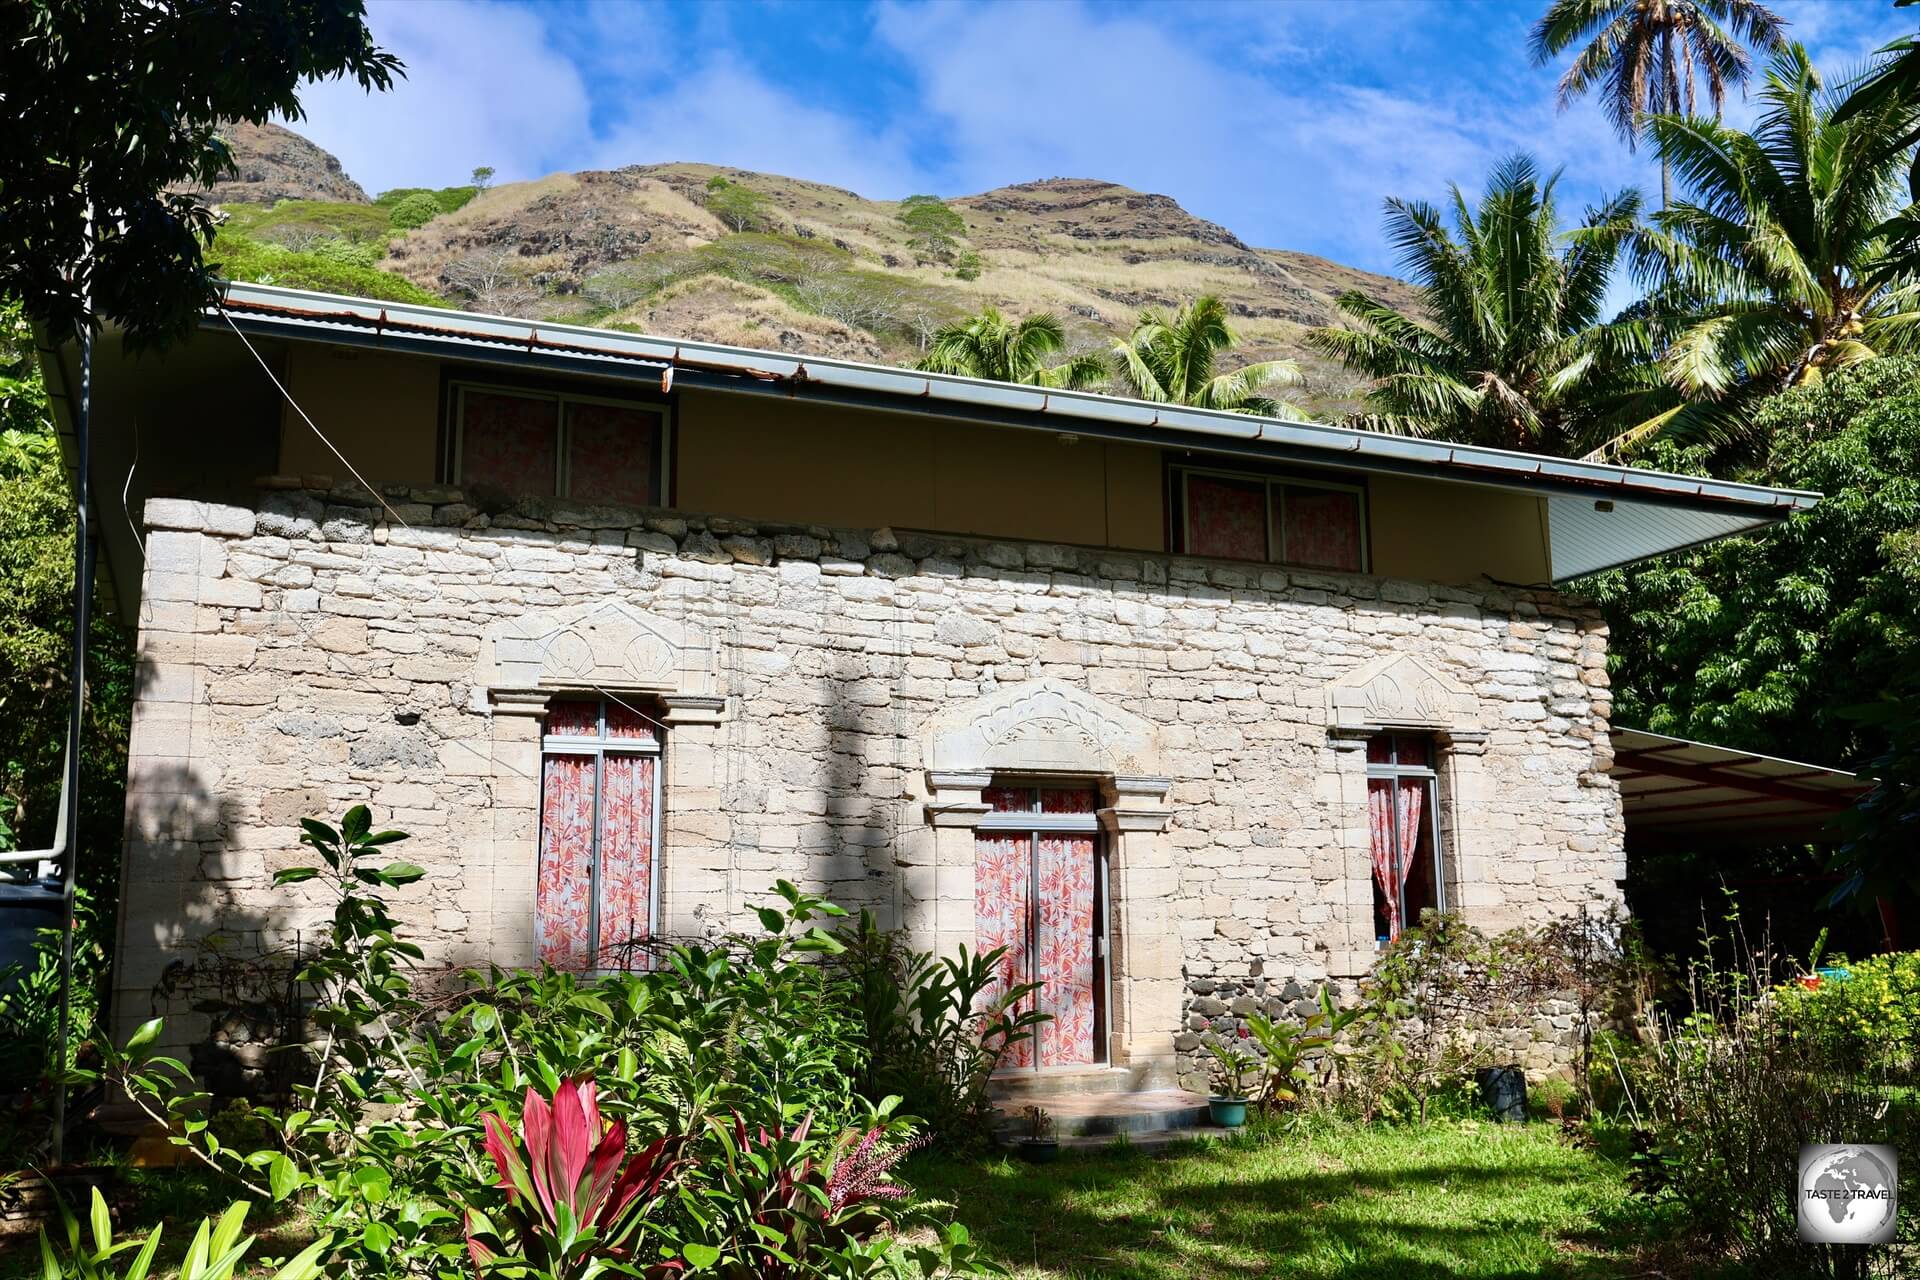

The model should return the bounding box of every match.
[39,1187,331,1280]
[1307,153,1665,454]
[1628,935,1915,1273]
[1632,44,1920,455]
[219,199,396,246]
[952,250,983,282]
[373,186,480,215]
[1202,1039,1259,1101]
[1774,951,1920,1070]
[1115,294,1302,417]
[0,299,132,851]
[206,234,444,305]
[93,811,992,1280]
[470,167,495,192]
[705,178,774,234]
[1589,358,1920,769]
[1829,668,1920,907]
[0,0,400,346]
[1528,0,1786,177]
[915,308,1106,390]
[832,911,1045,1149]
[1241,988,1363,1109]
[897,197,966,263]
[385,192,444,231]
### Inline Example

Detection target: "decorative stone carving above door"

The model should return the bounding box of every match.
[1324,652,1476,734]
[925,677,1161,775]
[474,599,717,702]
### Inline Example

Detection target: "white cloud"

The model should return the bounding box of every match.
[293,0,593,194]
[587,59,928,196]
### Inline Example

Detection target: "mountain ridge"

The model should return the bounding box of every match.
[206,124,1417,416]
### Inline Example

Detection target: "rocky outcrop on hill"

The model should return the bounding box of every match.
[202,121,368,205]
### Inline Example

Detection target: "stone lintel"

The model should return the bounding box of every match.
[489,689,553,718]
[1110,774,1172,801]
[926,801,992,829]
[1100,807,1172,835]
[1438,728,1490,755]
[926,770,993,792]
[660,694,727,725]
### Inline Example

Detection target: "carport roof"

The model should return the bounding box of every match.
[1611,727,1869,845]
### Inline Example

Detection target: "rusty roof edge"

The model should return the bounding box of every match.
[1610,726,1863,783]
[203,282,1822,514]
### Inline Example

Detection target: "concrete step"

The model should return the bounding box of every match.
[991,1088,1213,1140]
[987,1067,1143,1101]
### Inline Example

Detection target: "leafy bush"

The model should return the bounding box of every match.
[952,250,983,282]
[832,910,1042,1150]
[373,185,480,215]
[93,809,993,1280]
[39,1187,330,1280]
[309,237,381,269]
[1774,950,1920,1071]
[385,192,443,231]
[217,199,394,246]
[206,234,444,305]
[1626,933,1917,1274]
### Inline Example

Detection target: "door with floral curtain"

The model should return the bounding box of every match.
[975,784,1103,1069]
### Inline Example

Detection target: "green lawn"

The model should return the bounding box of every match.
[908,1118,1685,1279]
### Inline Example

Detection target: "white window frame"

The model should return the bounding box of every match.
[1366,735,1446,942]
[1175,465,1370,571]
[539,698,665,968]
[451,381,672,503]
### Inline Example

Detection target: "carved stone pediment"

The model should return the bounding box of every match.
[926,678,1159,775]
[1326,652,1473,732]
[476,600,715,698]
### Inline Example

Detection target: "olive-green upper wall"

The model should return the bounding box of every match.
[271,344,1550,586]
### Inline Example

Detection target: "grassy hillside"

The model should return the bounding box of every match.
[201,138,1422,419]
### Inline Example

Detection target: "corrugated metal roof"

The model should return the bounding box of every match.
[205,282,1821,580]
[1612,727,1868,844]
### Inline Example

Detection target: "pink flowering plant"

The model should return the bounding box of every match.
[463,1079,684,1280]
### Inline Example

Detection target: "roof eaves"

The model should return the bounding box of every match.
[202,281,1822,518]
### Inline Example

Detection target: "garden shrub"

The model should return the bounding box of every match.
[1626,935,1917,1275]
[93,808,994,1279]
[831,909,1042,1150]
[1774,950,1920,1073]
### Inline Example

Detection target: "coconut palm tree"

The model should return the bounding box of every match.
[1631,44,1920,444]
[1530,0,1787,207]
[1306,154,1668,458]
[913,308,1107,390]
[1109,295,1302,417]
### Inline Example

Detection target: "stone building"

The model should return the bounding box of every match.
[50,282,1815,1088]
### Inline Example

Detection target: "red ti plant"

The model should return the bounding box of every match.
[464,1079,682,1280]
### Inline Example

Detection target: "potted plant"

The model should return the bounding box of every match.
[1016,1104,1059,1162]
[1205,1039,1257,1127]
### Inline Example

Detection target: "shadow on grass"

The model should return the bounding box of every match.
[910,1124,1691,1280]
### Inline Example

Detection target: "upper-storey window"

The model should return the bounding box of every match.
[451,382,666,506]
[1171,464,1367,572]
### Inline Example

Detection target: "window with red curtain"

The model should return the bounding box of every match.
[1366,734,1442,944]
[974,783,1104,1070]
[1177,466,1365,572]
[537,698,662,971]
[454,384,663,505]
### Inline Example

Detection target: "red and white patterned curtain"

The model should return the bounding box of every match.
[974,786,1099,1070]
[595,753,656,970]
[1367,776,1426,941]
[538,753,595,970]
[974,833,1032,1069]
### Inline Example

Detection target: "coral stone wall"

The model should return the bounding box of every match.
[119,482,1624,1077]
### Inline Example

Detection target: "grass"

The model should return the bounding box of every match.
[907,1117,1683,1280]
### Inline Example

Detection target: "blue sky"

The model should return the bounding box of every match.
[297,0,1913,279]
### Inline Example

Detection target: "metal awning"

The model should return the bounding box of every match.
[190,281,1821,582]
[1611,727,1869,845]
